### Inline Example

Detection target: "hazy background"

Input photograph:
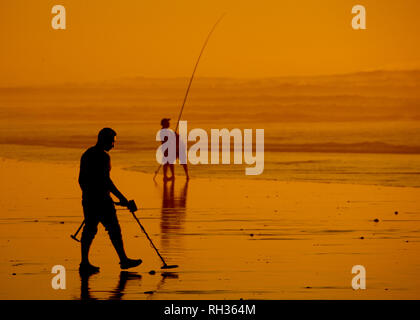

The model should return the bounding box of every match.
[1,0,420,86]
[0,1,419,186]
[0,71,419,186]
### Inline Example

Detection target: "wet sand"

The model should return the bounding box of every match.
[1,157,420,299]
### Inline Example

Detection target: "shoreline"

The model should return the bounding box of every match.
[1,156,420,299]
[1,145,420,189]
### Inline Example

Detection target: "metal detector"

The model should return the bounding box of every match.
[117,200,178,270]
[71,200,178,269]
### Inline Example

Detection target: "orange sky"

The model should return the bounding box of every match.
[1,0,419,86]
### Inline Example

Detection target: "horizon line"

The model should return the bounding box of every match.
[1,68,419,89]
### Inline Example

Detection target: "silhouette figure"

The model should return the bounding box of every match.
[80,271,142,300]
[109,272,142,300]
[80,271,98,300]
[78,128,142,274]
[160,118,189,181]
[160,179,188,250]
[146,272,180,300]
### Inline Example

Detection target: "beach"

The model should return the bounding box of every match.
[0,71,419,300]
[1,156,420,299]
[1,0,420,303]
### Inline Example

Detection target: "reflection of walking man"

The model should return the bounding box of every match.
[160,118,189,181]
[80,271,142,300]
[78,128,142,274]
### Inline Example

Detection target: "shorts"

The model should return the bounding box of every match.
[81,197,121,237]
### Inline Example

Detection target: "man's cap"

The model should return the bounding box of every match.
[161,118,171,125]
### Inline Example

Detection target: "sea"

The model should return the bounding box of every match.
[1,70,419,187]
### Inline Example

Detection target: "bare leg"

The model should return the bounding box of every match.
[169,164,175,180]
[81,223,97,265]
[109,233,128,262]
[163,164,169,181]
[105,212,142,269]
[80,222,100,273]
[81,234,94,265]
[182,164,189,180]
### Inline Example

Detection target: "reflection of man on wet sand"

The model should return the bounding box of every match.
[160,118,189,181]
[80,270,177,300]
[80,271,142,300]
[162,179,189,211]
[78,128,142,274]
[160,179,188,249]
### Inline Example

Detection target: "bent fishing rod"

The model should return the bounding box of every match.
[153,14,225,180]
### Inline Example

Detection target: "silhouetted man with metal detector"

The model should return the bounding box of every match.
[78,128,142,274]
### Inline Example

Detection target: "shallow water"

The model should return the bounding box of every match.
[1,143,420,188]
[0,74,420,188]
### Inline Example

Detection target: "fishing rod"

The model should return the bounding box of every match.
[153,14,225,180]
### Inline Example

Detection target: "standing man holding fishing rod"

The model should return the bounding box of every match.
[153,14,225,181]
[78,127,143,274]
[160,118,189,181]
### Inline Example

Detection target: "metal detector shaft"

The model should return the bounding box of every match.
[71,220,85,242]
[130,210,168,266]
